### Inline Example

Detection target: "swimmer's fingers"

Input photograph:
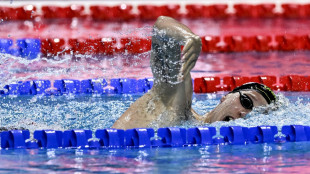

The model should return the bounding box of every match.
[180,45,200,76]
[178,36,201,78]
[181,39,194,55]
[181,53,197,76]
[181,36,201,61]
[182,61,196,79]
[181,47,195,63]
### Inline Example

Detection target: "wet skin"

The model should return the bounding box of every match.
[112,16,269,130]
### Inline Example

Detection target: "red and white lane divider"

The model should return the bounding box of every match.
[194,75,310,93]
[1,3,310,21]
[40,34,310,56]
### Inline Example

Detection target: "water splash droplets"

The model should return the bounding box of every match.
[0,95,136,132]
[0,50,151,88]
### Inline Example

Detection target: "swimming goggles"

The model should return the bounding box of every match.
[238,91,254,110]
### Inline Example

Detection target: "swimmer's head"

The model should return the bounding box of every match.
[229,82,276,104]
[205,82,276,123]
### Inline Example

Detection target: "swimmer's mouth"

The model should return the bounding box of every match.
[222,116,234,122]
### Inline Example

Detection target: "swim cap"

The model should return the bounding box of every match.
[231,82,276,104]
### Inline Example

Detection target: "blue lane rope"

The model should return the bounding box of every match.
[0,38,41,59]
[1,125,309,149]
[0,78,154,96]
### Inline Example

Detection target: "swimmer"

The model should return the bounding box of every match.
[112,16,276,130]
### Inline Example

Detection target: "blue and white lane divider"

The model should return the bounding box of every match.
[1,125,310,149]
[0,78,154,96]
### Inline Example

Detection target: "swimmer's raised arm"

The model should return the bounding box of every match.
[150,16,202,121]
[112,16,202,129]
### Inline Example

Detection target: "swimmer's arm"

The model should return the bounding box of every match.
[153,16,202,80]
[113,17,202,129]
[150,16,202,120]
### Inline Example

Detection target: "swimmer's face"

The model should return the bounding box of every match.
[205,90,268,123]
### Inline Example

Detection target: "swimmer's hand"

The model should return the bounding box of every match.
[179,35,201,81]
[152,16,201,83]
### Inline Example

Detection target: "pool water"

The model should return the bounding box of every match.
[1,141,310,173]
[1,92,310,132]
[2,51,310,85]
[0,92,310,131]
[1,93,310,174]
[1,3,310,173]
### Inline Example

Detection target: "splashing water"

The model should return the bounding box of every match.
[0,26,155,132]
[0,52,152,90]
[1,50,310,133]
[0,92,310,133]
[0,95,136,132]
[0,25,154,90]
[1,25,310,133]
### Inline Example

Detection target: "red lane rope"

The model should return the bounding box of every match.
[1,4,310,21]
[37,34,310,56]
[201,35,310,53]
[194,75,310,93]
[40,37,152,56]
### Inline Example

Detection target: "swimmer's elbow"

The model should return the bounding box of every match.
[156,16,170,23]
[154,16,173,29]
